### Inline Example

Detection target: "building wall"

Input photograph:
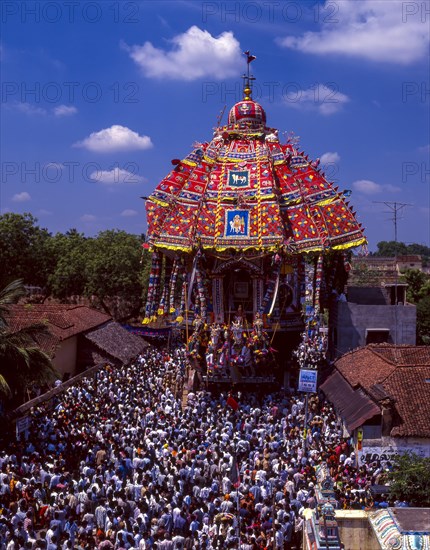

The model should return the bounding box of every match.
[335,302,416,356]
[358,436,430,465]
[52,336,77,378]
[335,511,379,550]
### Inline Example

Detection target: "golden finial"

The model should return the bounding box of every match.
[243,86,252,100]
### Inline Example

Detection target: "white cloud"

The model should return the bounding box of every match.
[90,168,145,185]
[74,125,153,153]
[284,84,349,115]
[278,0,429,65]
[53,105,78,117]
[14,102,47,115]
[124,26,242,80]
[352,179,401,194]
[80,214,97,222]
[384,184,401,193]
[121,209,138,217]
[320,152,340,165]
[12,191,31,202]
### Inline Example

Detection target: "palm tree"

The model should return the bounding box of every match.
[0,279,58,404]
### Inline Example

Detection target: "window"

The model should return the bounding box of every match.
[366,328,390,344]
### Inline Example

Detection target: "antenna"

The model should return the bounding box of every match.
[372,201,413,349]
[372,201,413,244]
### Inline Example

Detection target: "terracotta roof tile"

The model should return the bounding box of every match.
[5,304,111,341]
[333,344,430,438]
[384,366,430,437]
[335,347,395,392]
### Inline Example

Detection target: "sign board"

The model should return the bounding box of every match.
[16,416,31,440]
[298,369,318,393]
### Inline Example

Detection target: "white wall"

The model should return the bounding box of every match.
[358,437,430,465]
[52,336,78,378]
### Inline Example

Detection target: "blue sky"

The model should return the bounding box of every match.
[1,0,429,250]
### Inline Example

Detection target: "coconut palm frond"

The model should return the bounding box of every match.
[25,347,59,382]
[0,374,12,398]
[0,278,58,404]
[0,278,26,327]
[11,321,51,343]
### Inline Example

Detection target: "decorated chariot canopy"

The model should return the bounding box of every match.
[145,67,366,257]
[142,54,366,335]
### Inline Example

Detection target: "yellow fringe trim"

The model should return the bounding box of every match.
[315,197,336,207]
[150,197,170,207]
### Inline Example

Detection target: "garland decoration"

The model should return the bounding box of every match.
[175,270,187,324]
[314,254,324,312]
[168,259,180,314]
[157,256,172,316]
[293,254,327,370]
[142,250,162,324]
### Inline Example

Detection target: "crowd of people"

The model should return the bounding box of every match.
[0,345,394,549]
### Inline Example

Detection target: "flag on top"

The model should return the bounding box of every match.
[244,50,256,64]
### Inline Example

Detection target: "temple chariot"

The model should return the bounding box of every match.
[142,55,366,388]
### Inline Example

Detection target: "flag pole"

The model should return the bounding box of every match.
[303,392,309,452]
[234,435,241,550]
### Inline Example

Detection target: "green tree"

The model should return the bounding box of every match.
[402,269,429,303]
[47,230,89,299]
[0,280,58,404]
[388,452,430,506]
[416,295,430,345]
[401,269,430,344]
[84,230,144,320]
[374,241,430,266]
[374,241,408,257]
[0,213,53,288]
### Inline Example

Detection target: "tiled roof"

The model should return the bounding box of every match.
[370,345,430,366]
[84,321,148,364]
[320,371,380,432]
[333,344,430,437]
[384,366,430,437]
[397,255,422,263]
[334,347,395,392]
[5,304,111,341]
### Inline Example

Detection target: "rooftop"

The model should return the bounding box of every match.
[4,304,111,355]
[84,321,148,364]
[328,344,430,437]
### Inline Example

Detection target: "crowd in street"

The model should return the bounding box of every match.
[0,345,394,549]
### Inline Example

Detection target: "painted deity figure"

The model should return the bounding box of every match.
[229,214,245,234]
[210,323,222,349]
[253,312,264,339]
[231,318,243,346]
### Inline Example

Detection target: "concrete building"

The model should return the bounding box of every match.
[331,257,416,357]
[396,254,423,272]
